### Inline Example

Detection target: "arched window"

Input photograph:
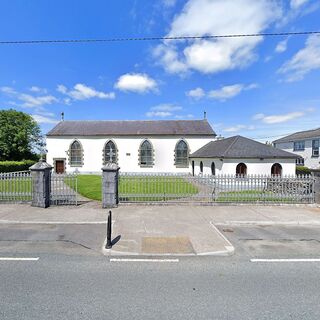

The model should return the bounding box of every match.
[200,161,203,173]
[271,163,282,176]
[211,162,215,176]
[104,140,117,164]
[236,163,247,176]
[175,140,189,167]
[192,161,195,176]
[69,140,83,166]
[139,140,154,166]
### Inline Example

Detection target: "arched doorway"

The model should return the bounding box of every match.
[236,163,247,176]
[211,162,215,176]
[271,163,282,176]
[192,161,195,176]
[200,161,203,174]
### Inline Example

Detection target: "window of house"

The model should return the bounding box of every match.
[296,158,305,166]
[293,141,305,151]
[175,140,189,167]
[139,140,154,166]
[200,161,203,173]
[211,162,215,176]
[70,140,83,166]
[236,163,247,176]
[312,139,319,157]
[104,140,117,164]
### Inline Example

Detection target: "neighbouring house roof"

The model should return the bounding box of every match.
[273,127,320,144]
[46,120,216,137]
[190,135,299,159]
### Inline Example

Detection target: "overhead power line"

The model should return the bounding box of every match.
[0,31,319,45]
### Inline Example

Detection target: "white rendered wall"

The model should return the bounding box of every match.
[190,158,296,176]
[275,140,320,169]
[46,136,214,173]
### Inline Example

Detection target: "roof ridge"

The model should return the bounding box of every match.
[59,119,206,122]
[222,136,240,157]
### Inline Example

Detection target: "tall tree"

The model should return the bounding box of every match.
[0,109,44,161]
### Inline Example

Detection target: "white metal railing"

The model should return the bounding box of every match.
[118,173,314,204]
[50,173,78,205]
[0,171,33,202]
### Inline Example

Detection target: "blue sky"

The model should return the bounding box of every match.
[0,0,320,142]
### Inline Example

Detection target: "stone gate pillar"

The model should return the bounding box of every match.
[29,159,53,208]
[311,170,320,204]
[102,163,120,208]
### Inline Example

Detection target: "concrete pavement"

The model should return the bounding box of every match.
[1,203,320,256]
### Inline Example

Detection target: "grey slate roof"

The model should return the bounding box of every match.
[47,120,216,137]
[190,135,299,159]
[273,127,320,144]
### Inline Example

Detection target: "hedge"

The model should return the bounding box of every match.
[296,166,311,175]
[0,160,37,173]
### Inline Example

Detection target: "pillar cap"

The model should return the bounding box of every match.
[102,163,120,172]
[30,158,53,171]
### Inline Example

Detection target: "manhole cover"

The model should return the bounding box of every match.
[142,236,194,254]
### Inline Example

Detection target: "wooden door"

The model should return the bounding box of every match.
[55,160,65,174]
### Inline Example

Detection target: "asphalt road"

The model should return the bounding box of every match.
[0,224,320,319]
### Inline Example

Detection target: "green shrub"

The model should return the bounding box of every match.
[296,166,311,175]
[0,160,37,173]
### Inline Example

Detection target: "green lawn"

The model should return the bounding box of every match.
[73,175,198,201]
[70,175,301,203]
[0,178,32,201]
[216,190,294,203]
[73,175,102,201]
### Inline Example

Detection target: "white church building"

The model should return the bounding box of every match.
[46,120,215,174]
[46,119,298,176]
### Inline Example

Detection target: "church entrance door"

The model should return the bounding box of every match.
[55,160,65,174]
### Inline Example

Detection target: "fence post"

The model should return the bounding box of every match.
[29,159,53,208]
[311,170,320,204]
[102,163,120,208]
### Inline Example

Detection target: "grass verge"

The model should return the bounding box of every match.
[71,175,198,201]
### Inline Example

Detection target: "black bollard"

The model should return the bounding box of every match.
[106,210,112,249]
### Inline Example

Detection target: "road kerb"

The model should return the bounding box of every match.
[214,221,320,227]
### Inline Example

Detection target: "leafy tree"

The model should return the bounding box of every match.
[0,109,45,161]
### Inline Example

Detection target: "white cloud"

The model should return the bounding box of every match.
[57,83,115,100]
[32,114,58,124]
[224,124,255,133]
[162,0,177,7]
[146,103,183,118]
[146,111,172,117]
[150,103,182,112]
[209,84,243,101]
[275,38,288,53]
[208,83,257,101]
[29,86,47,94]
[290,0,309,9]
[0,86,16,94]
[278,35,320,81]
[1,86,57,108]
[253,111,305,124]
[57,84,67,94]
[186,87,205,99]
[154,0,282,74]
[175,114,194,119]
[115,73,158,93]
[252,113,265,120]
[18,94,58,108]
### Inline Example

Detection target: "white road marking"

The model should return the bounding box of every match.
[251,258,320,263]
[0,257,39,261]
[0,220,106,225]
[110,258,179,263]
